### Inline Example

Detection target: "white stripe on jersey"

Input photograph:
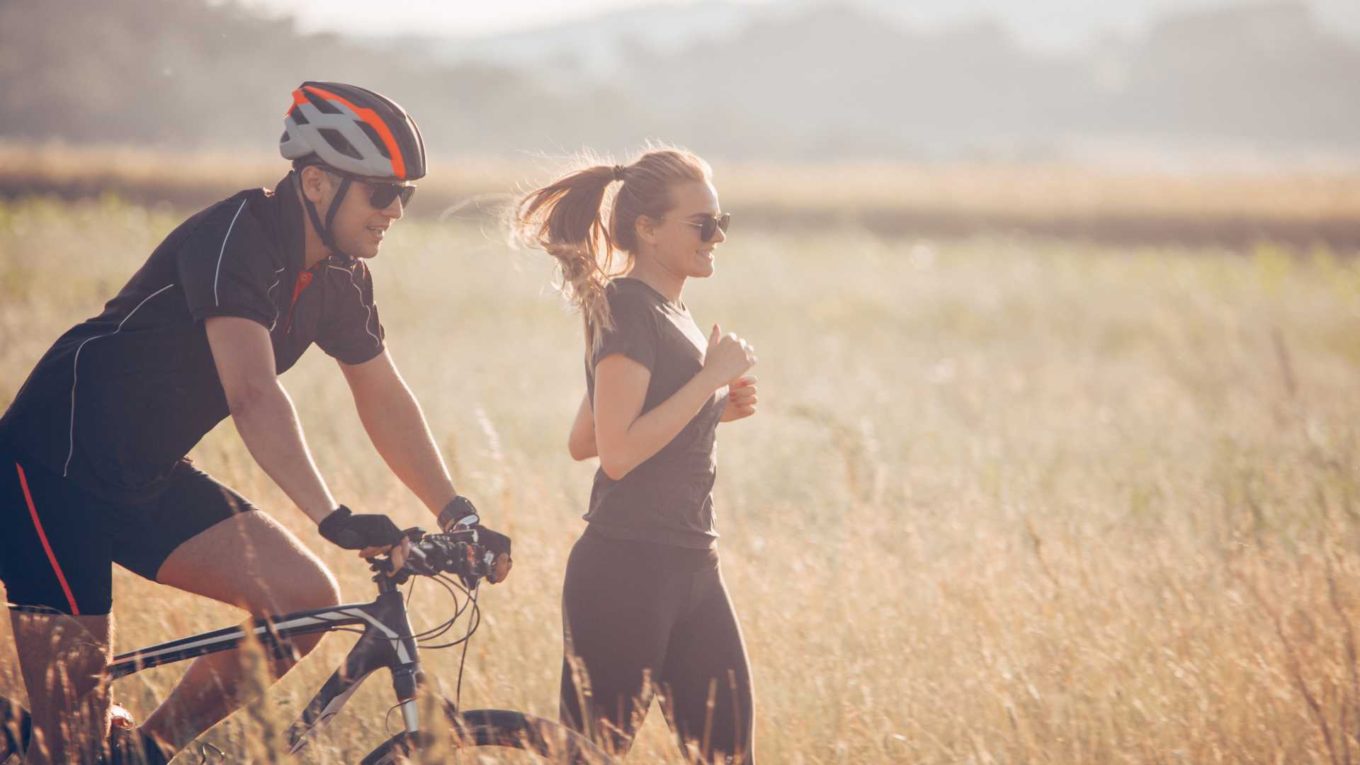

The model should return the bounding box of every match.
[64,283,176,476]
[266,266,286,331]
[213,199,249,306]
[328,265,380,345]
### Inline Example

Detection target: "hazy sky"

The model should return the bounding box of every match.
[240,0,1359,49]
[239,0,768,38]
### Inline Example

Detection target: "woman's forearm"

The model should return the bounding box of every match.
[596,368,721,480]
[568,391,598,460]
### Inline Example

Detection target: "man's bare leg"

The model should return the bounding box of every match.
[138,511,341,752]
[10,610,112,765]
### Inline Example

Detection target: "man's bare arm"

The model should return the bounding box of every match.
[340,350,456,517]
[205,316,336,522]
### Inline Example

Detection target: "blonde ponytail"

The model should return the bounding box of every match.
[514,146,711,351]
[515,163,621,351]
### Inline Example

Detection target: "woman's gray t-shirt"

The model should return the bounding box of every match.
[583,278,724,549]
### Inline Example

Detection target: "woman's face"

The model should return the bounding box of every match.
[640,180,727,279]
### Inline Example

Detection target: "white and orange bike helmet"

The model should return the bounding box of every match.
[279,81,427,256]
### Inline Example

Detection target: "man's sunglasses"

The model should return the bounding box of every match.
[322,168,417,209]
[683,213,731,242]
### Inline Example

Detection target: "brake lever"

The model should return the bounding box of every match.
[459,543,483,591]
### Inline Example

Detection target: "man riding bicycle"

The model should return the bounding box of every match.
[0,82,510,764]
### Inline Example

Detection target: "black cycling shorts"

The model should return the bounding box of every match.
[0,446,258,616]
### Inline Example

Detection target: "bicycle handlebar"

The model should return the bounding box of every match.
[367,529,506,588]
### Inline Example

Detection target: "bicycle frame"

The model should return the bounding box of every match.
[106,574,429,757]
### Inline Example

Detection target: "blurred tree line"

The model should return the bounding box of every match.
[0,0,654,157]
[1,0,1357,161]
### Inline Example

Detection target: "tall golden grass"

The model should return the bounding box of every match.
[0,190,1359,762]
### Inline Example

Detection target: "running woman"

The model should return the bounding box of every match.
[516,147,759,763]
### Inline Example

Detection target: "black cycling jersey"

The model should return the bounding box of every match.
[0,172,385,503]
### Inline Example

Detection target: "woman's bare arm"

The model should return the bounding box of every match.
[592,355,723,480]
[568,391,598,460]
[593,325,756,480]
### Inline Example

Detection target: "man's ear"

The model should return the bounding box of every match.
[298,165,331,204]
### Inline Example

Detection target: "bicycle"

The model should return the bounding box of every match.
[0,528,613,763]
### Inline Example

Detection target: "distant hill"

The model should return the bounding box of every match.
[369,0,776,82]
[359,0,1360,67]
[1,0,1357,161]
[596,0,1360,158]
[857,0,1360,52]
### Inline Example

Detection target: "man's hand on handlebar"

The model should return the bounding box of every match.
[437,496,513,584]
[318,505,412,574]
[385,530,507,588]
[318,499,513,584]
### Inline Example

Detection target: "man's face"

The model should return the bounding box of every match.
[302,166,411,259]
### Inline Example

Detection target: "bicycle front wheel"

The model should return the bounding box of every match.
[361,706,613,764]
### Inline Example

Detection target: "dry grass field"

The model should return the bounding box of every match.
[5,142,1360,248]
[1,180,1359,762]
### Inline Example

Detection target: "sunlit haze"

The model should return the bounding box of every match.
[238,0,1359,51]
[237,0,768,38]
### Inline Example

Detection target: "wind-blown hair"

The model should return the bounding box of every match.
[513,146,711,351]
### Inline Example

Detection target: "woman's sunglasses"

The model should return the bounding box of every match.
[323,168,417,209]
[684,213,731,242]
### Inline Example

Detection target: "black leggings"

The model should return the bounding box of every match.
[560,529,755,763]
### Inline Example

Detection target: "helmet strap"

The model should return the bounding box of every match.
[324,176,352,247]
[296,169,353,261]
